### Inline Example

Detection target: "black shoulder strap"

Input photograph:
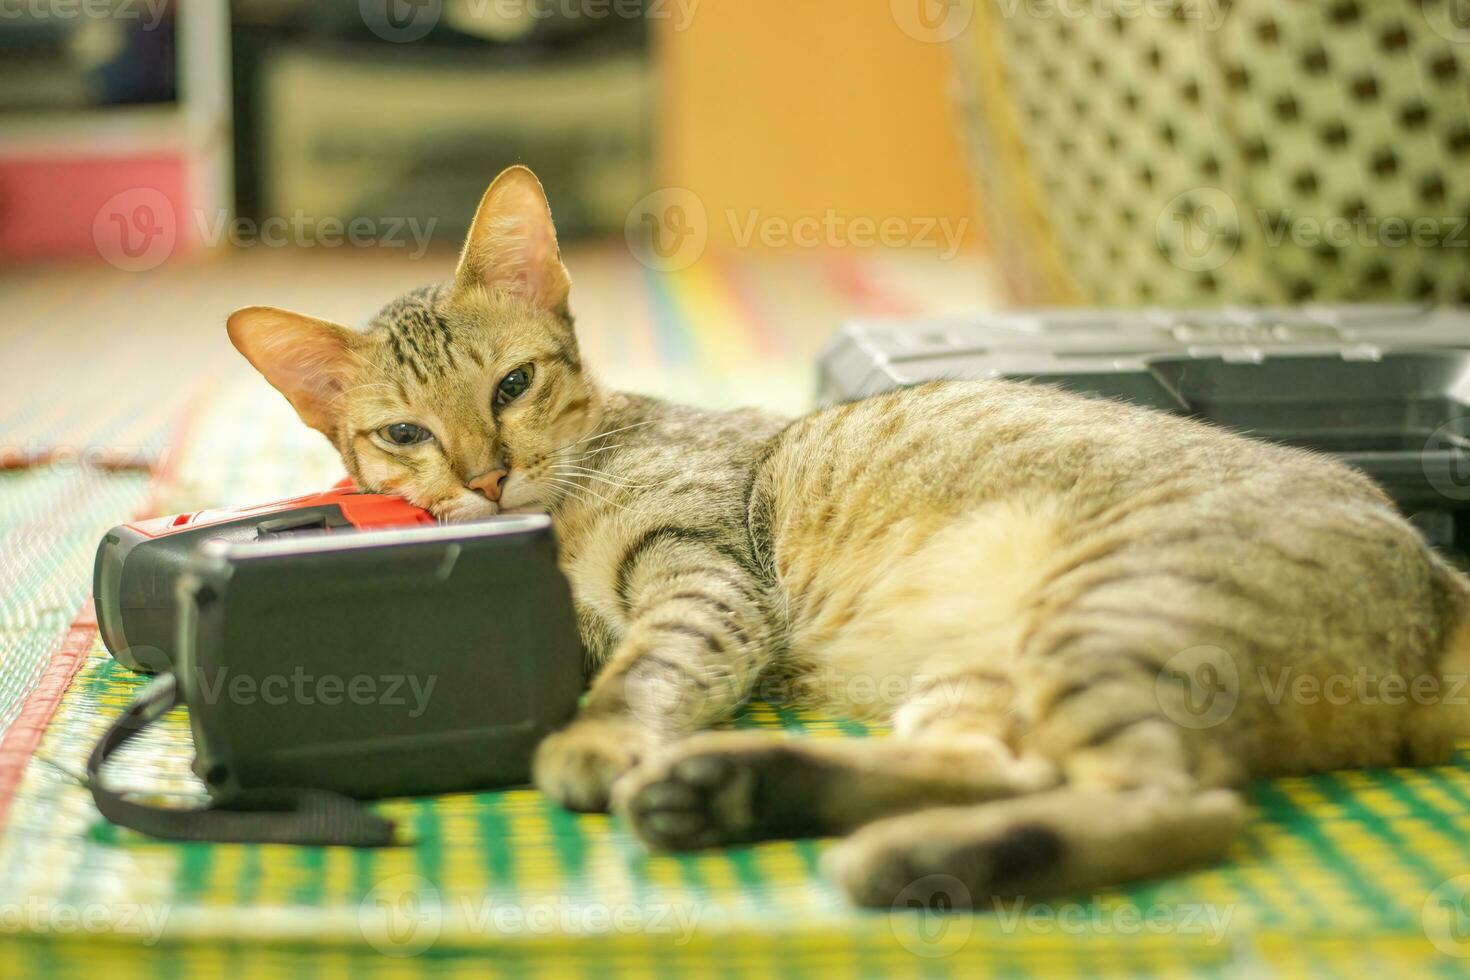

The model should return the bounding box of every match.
[87,673,398,847]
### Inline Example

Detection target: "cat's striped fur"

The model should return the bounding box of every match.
[230,167,1470,907]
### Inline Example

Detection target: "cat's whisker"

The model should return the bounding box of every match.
[552,446,624,469]
[557,443,624,462]
[550,464,668,487]
[549,419,656,456]
[540,476,629,512]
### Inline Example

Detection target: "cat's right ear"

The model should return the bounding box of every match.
[454,165,571,317]
[227,306,357,435]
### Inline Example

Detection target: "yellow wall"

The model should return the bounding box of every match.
[655,4,980,250]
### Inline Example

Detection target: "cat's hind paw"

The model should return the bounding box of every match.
[613,733,784,850]
[824,809,1063,909]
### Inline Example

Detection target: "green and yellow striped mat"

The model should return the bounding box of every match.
[3,626,1470,977]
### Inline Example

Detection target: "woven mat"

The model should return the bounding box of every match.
[4,628,1470,976]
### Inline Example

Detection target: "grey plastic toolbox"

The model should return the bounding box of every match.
[816,304,1470,559]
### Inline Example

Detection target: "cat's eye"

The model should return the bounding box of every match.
[378,422,434,446]
[495,366,533,407]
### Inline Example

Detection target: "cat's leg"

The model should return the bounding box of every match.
[613,668,1059,848]
[534,532,776,811]
[827,609,1249,906]
[826,779,1246,907]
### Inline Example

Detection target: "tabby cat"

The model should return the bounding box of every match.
[228,166,1470,907]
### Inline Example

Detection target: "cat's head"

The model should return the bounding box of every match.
[227,166,603,521]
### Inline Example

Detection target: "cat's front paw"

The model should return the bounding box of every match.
[612,733,784,850]
[533,718,652,812]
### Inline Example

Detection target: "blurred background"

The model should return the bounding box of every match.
[0,0,997,454]
[2,0,1466,519]
[0,0,982,261]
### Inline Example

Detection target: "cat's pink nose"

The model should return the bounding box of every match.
[467,469,508,502]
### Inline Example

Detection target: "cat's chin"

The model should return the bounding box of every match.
[431,493,502,524]
[498,503,547,515]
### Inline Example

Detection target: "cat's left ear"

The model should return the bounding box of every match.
[455,165,571,318]
[226,306,358,436]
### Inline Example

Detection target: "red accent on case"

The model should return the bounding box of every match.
[123,481,435,539]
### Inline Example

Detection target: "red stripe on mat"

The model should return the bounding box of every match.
[0,376,213,830]
[0,599,99,830]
